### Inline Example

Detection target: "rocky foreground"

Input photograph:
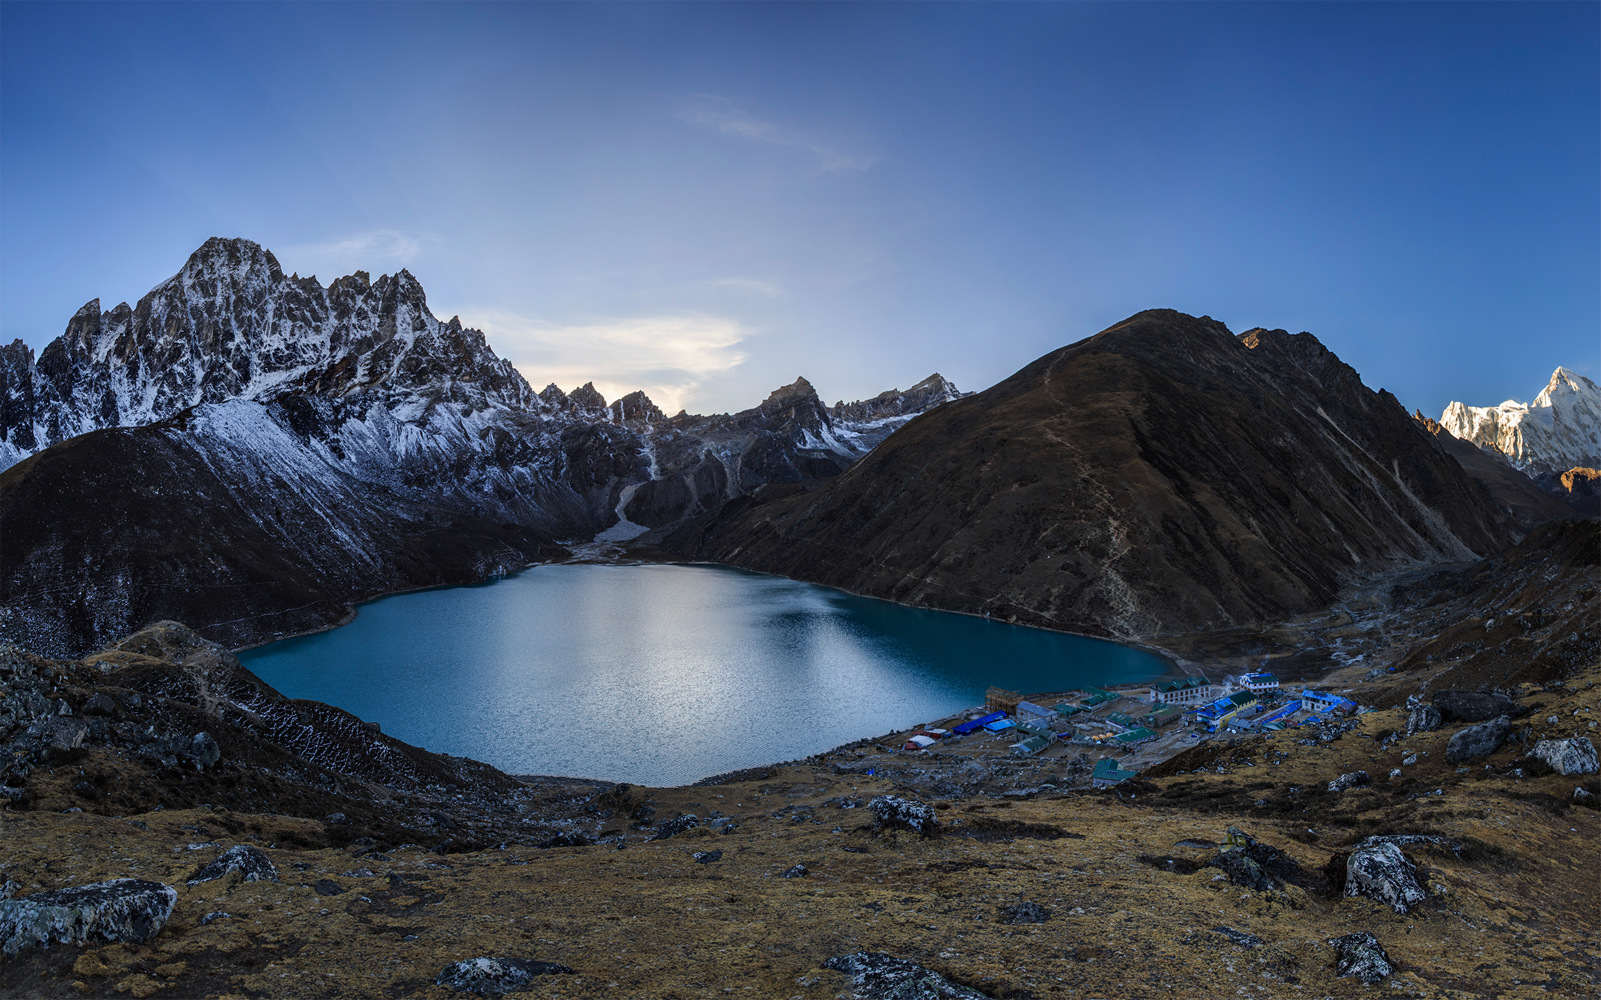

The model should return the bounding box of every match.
[2,517,1599,998]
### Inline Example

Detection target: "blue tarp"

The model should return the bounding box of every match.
[984,719,1017,733]
[953,711,1006,735]
[1256,700,1302,726]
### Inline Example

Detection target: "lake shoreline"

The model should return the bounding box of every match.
[239,562,1173,787]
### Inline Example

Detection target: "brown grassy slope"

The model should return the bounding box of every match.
[2,690,1597,999]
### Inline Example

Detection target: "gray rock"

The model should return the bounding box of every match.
[1344,841,1425,914]
[782,864,809,878]
[186,732,221,770]
[1331,931,1394,984]
[0,878,177,957]
[651,814,699,841]
[198,911,233,925]
[1531,737,1598,775]
[867,796,940,837]
[1356,833,1461,852]
[434,956,574,995]
[188,844,280,885]
[999,901,1049,924]
[692,850,723,864]
[1406,702,1441,735]
[1209,850,1279,892]
[1432,690,1515,723]
[43,716,88,750]
[83,692,118,717]
[823,952,986,999]
[1327,770,1371,792]
[1446,715,1512,763]
[1213,925,1263,947]
[1575,787,1597,806]
[312,879,345,896]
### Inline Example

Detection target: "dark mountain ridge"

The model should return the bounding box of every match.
[661,310,1518,640]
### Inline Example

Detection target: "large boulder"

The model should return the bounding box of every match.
[1344,841,1425,914]
[1406,702,1442,735]
[435,957,574,995]
[186,732,221,770]
[188,845,280,885]
[650,814,699,841]
[1207,826,1304,892]
[0,879,177,957]
[868,796,940,837]
[824,952,986,999]
[1432,690,1516,723]
[1446,715,1512,764]
[1327,771,1371,793]
[1532,737,1599,775]
[1331,931,1394,984]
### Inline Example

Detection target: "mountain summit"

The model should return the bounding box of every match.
[0,238,963,655]
[1439,367,1601,476]
[664,310,1517,640]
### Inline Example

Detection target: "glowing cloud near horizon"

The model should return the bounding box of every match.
[458,309,752,415]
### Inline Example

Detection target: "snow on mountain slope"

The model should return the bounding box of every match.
[1439,367,1601,476]
[0,237,966,655]
[0,237,962,516]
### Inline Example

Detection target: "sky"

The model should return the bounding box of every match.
[2,2,1596,417]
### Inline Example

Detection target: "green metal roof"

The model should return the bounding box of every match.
[1153,676,1210,693]
[1092,758,1137,781]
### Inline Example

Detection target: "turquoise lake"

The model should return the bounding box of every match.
[239,563,1169,786]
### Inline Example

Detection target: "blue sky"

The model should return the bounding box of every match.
[2,2,1595,416]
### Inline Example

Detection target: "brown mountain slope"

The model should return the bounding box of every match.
[662,310,1515,640]
[1411,410,1578,525]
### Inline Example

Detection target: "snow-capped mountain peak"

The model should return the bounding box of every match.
[1439,366,1601,475]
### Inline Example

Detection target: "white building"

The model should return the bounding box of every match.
[1149,676,1214,705]
[1241,672,1280,694]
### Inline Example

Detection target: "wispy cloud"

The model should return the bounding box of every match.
[679,96,876,173]
[457,309,751,415]
[702,276,784,297]
[276,230,426,280]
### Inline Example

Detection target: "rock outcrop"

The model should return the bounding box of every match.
[1433,690,1517,723]
[823,952,986,1000]
[1344,841,1426,914]
[1331,931,1395,984]
[188,845,280,885]
[1532,737,1599,775]
[1327,770,1371,793]
[0,879,177,957]
[434,956,575,995]
[1406,699,1442,735]
[1446,716,1513,764]
[868,795,940,837]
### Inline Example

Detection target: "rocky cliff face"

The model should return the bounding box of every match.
[1439,367,1601,477]
[0,238,963,656]
[663,310,1519,640]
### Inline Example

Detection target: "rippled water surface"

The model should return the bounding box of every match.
[240,564,1168,785]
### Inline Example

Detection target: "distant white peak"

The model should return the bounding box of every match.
[1439,366,1601,475]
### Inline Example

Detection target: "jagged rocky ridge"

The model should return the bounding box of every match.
[0,238,963,656]
[661,310,1520,640]
[1439,367,1601,477]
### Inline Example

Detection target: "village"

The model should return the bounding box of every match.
[884,670,1368,789]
